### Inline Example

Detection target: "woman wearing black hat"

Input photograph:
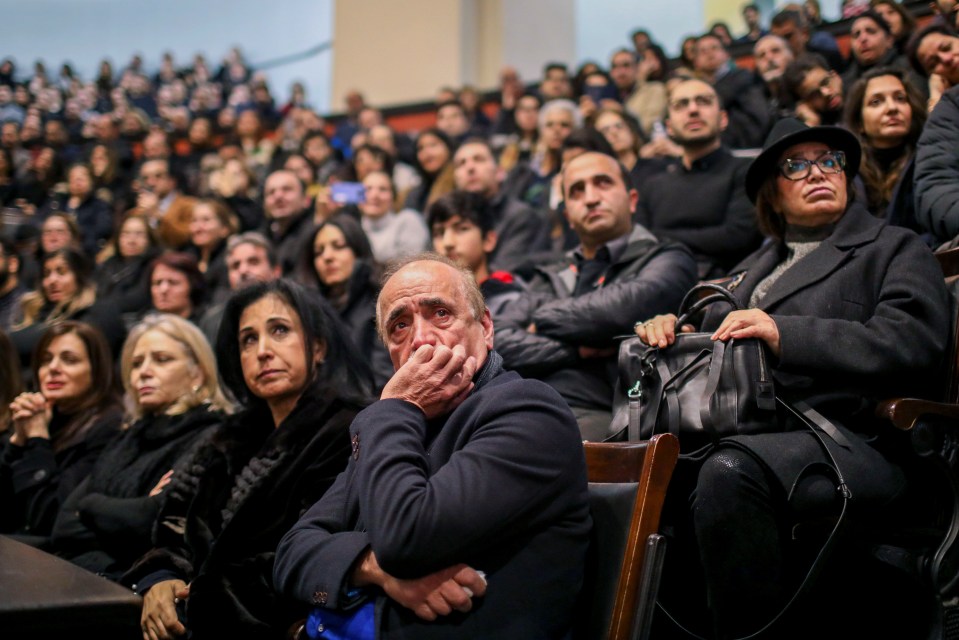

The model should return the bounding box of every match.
[634,118,950,638]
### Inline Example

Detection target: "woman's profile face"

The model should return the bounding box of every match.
[860,75,911,149]
[872,3,903,38]
[595,111,635,155]
[42,255,78,304]
[313,224,357,289]
[118,217,150,258]
[238,293,320,406]
[38,332,92,407]
[129,329,201,414]
[151,264,193,317]
[775,141,848,226]
[189,203,230,250]
[41,216,74,253]
[416,134,450,175]
[360,172,394,219]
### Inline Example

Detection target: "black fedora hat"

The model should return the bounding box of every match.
[744,117,861,203]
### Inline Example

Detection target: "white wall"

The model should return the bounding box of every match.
[0,0,333,109]
[574,0,704,62]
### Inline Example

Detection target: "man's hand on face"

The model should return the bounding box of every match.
[381,344,478,419]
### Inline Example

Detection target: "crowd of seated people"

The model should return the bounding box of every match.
[1,1,958,636]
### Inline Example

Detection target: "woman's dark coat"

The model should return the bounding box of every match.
[123,389,362,639]
[324,260,393,393]
[95,248,160,314]
[187,240,230,306]
[8,298,127,371]
[700,202,950,503]
[0,405,123,537]
[50,405,224,577]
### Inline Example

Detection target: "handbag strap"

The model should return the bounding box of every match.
[655,397,854,640]
[699,339,728,435]
[653,348,712,438]
[676,283,743,327]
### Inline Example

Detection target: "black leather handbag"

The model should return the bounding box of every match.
[609,283,777,453]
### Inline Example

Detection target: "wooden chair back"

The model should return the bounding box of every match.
[576,434,679,640]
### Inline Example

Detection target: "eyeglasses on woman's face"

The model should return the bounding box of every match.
[778,150,845,181]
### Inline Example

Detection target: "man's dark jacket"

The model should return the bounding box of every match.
[273,354,591,639]
[495,225,697,411]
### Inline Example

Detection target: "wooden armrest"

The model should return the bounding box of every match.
[286,619,307,640]
[876,398,959,431]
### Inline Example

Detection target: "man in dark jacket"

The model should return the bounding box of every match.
[452,137,551,272]
[274,255,590,639]
[495,152,697,440]
[259,169,313,274]
[694,33,770,149]
[637,78,763,278]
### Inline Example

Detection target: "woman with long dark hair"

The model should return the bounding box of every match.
[128,279,372,639]
[0,321,123,537]
[296,214,393,391]
[844,67,927,231]
[11,247,126,367]
[403,128,456,214]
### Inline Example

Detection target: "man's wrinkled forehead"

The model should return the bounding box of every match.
[380,262,456,312]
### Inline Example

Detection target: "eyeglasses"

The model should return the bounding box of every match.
[778,151,846,180]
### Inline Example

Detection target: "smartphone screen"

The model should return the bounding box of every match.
[330,182,366,205]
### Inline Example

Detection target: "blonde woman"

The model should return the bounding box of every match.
[50,314,232,578]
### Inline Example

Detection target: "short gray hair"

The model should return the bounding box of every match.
[226,231,277,268]
[375,252,487,342]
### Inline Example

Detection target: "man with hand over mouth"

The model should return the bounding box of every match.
[274,254,590,639]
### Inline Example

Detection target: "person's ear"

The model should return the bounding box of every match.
[481,308,494,351]
[8,254,19,276]
[719,109,729,133]
[482,230,498,254]
[190,369,205,395]
[313,339,327,365]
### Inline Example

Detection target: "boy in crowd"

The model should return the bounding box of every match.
[426,190,524,318]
